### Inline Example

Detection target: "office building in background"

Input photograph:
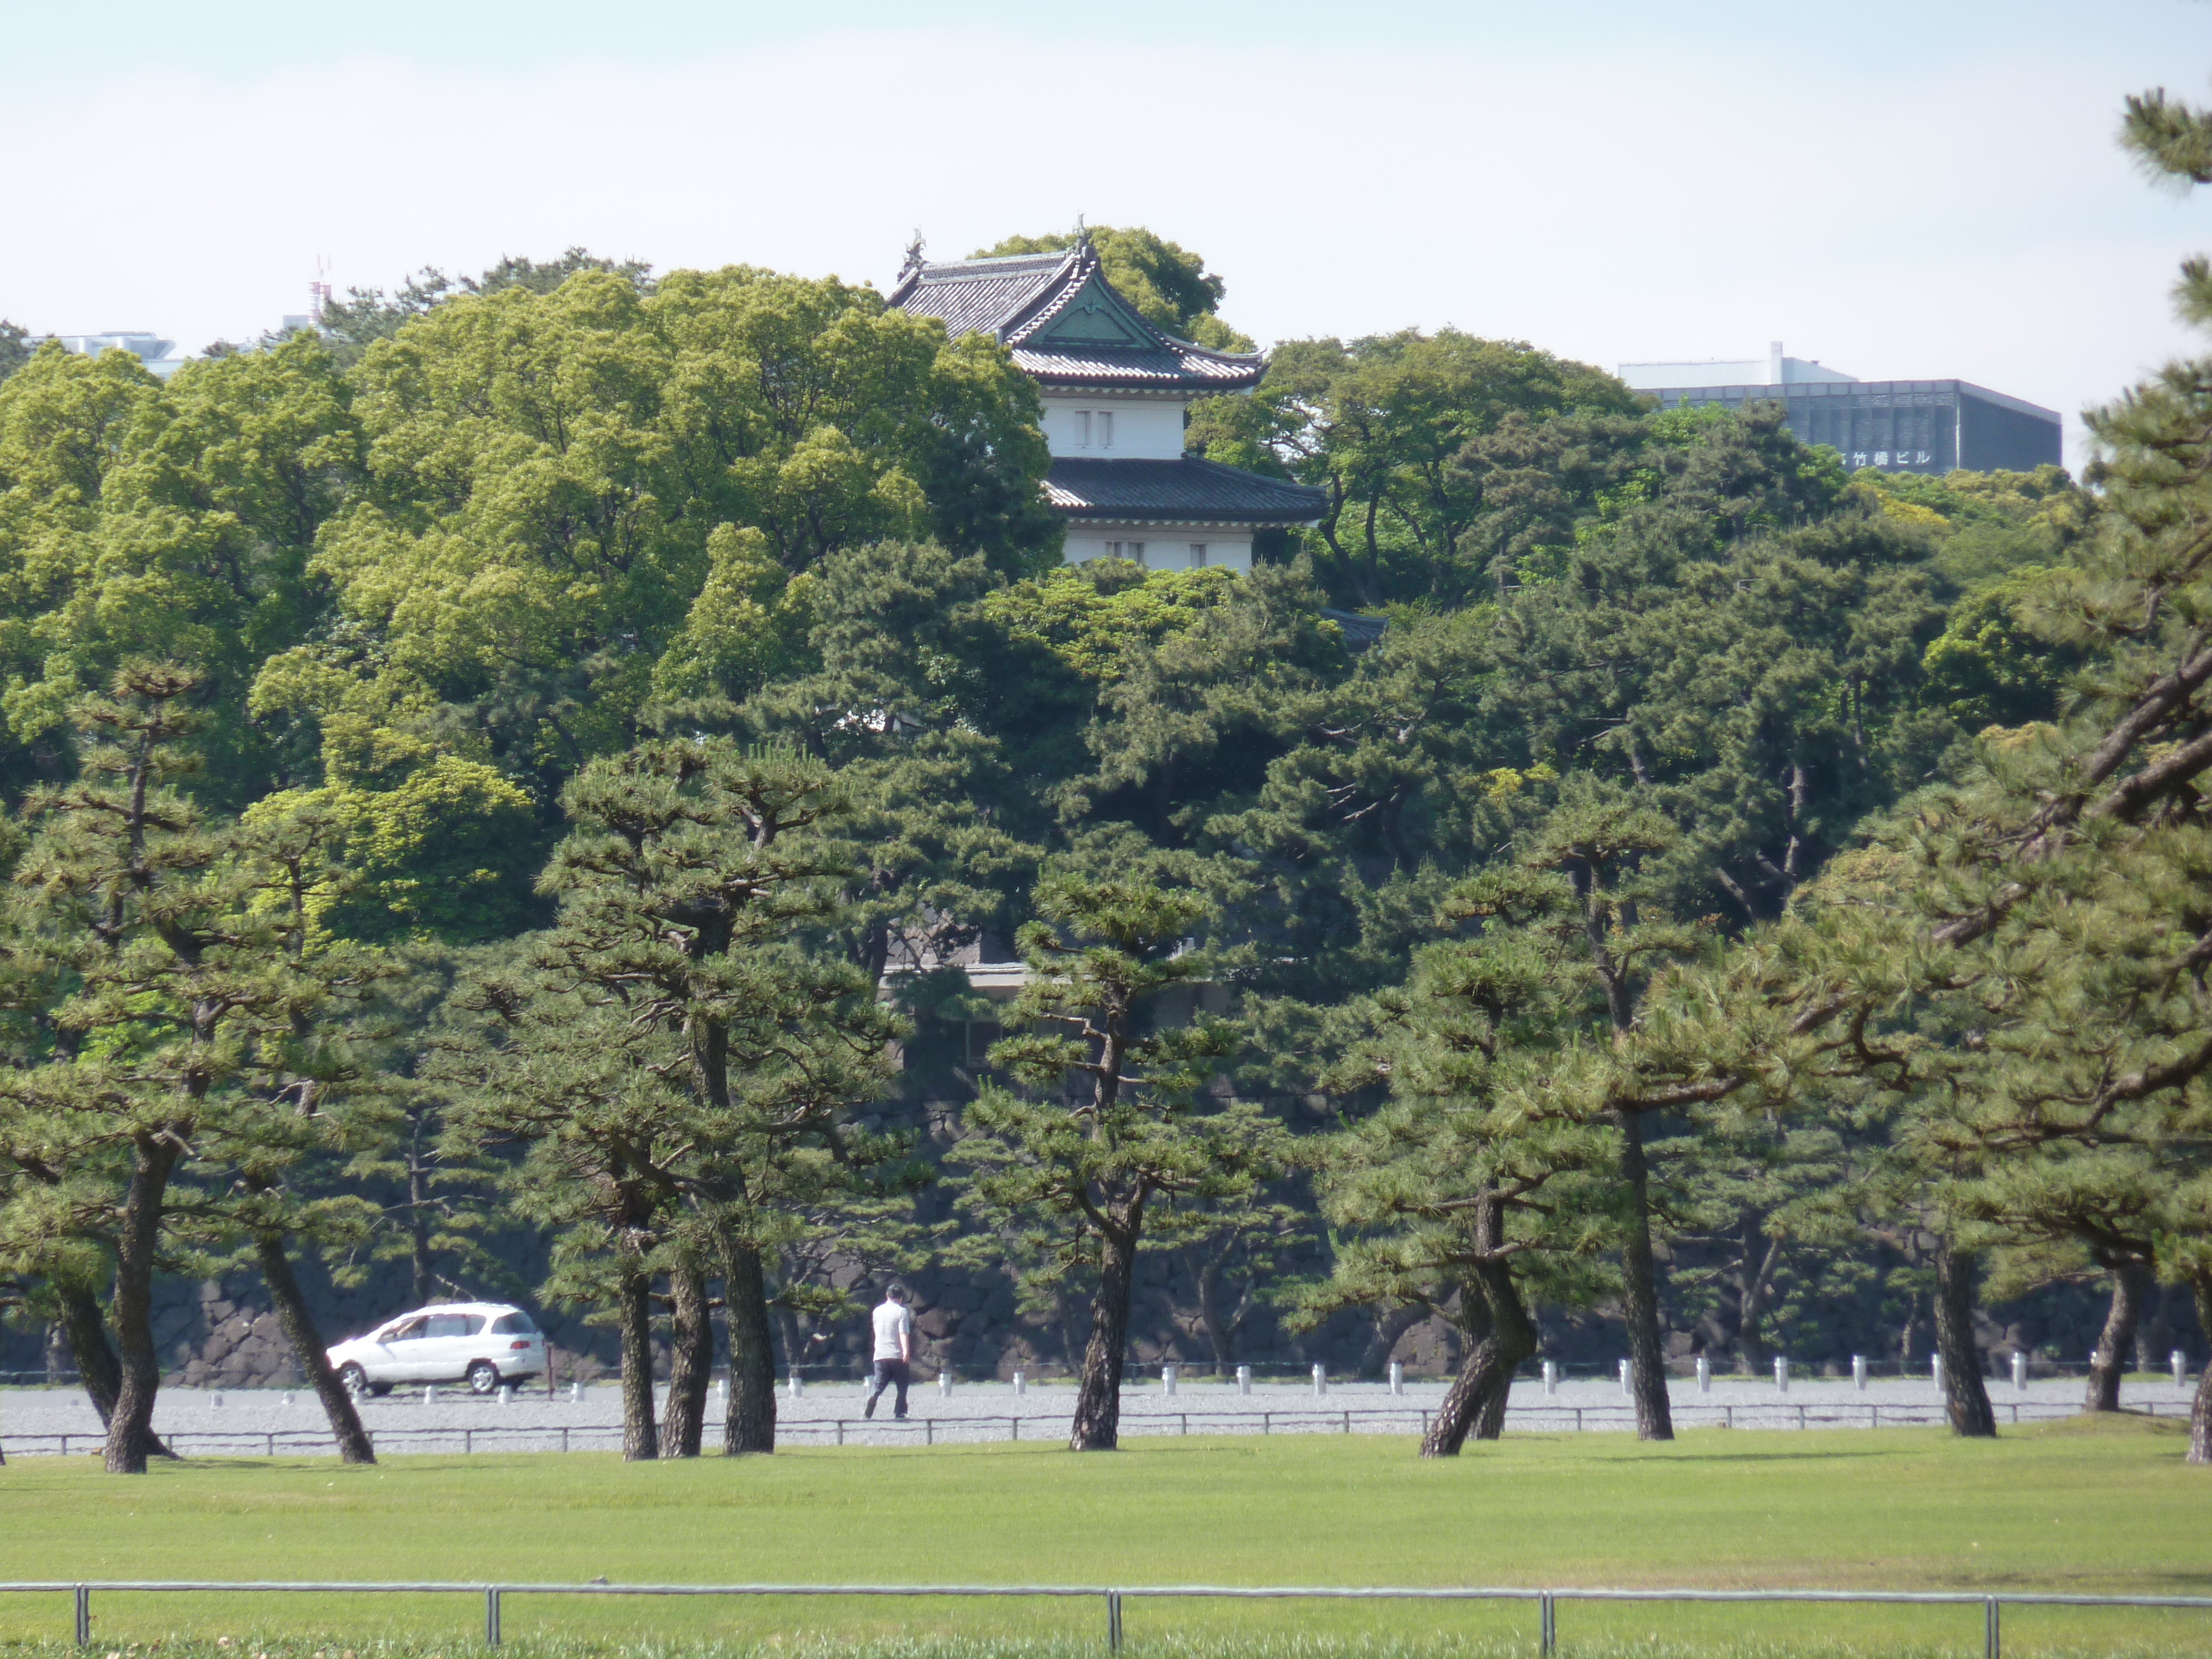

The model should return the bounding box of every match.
[1618,343,2062,475]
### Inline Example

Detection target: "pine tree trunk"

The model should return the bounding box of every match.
[255,1232,375,1464]
[2188,1274,2212,1466]
[617,1253,659,1462]
[1613,1108,1674,1441]
[1071,1225,1136,1451]
[1934,1234,1996,1438]
[1422,1262,1537,1456]
[2086,1261,2150,1414]
[659,1254,712,1459]
[60,1283,172,1461]
[105,1133,179,1474]
[1195,1253,1238,1369]
[721,1234,778,1455]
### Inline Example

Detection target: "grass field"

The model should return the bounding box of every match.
[1,1416,2206,1657]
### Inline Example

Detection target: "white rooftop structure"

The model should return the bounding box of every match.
[1616,341,1856,392]
[46,331,190,380]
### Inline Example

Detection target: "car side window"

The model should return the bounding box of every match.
[425,1314,475,1339]
[386,1317,427,1343]
[491,1312,536,1334]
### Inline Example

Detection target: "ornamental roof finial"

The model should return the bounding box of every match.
[900,229,926,275]
[1073,215,1093,258]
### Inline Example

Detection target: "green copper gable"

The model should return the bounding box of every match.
[1030,279,1151,348]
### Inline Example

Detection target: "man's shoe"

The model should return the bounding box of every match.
[864,1395,877,1420]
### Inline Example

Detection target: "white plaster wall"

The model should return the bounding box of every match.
[1041,397,1186,460]
[1061,526,1252,574]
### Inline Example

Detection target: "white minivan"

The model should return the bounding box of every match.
[327,1302,546,1396]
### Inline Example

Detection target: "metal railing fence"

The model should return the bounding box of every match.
[3,1397,2196,1459]
[2,1578,2209,1659]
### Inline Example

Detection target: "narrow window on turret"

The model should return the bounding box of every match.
[1098,411,1114,449]
[1129,541,1146,566]
[1190,544,1207,566]
[1076,410,1092,447]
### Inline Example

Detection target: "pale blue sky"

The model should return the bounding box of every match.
[8,0,2212,460]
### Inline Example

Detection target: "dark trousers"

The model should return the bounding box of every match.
[858,1363,902,1416]
[868,1358,911,1417]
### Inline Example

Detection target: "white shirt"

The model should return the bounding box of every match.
[872,1299,914,1361]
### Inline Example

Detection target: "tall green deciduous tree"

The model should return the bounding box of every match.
[1190,330,1642,608]
[954,834,1288,1451]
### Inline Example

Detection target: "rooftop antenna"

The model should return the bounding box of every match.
[310,254,332,325]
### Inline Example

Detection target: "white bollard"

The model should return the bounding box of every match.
[1013,1370,1025,1396]
[281,1392,294,1408]
[1853,1355,1867,1391]
[717,1376,727,1402]
[1618,1358,1631,1397]
[424,1385,436,1405]
[498,1385,512,1406]
[1696,1355,1710,1395]
[571,1380,583,1402]
[1389,1361,1404,1397]
[1543,1360,1558,1396]
[2012,1350,2028,1392]
[2176,1350,2187,1387]
[1312,1363,1327,1396]
[787,1373,802,1399]
[938,1370,952,1397]
[1773,1356,1789,1392]
[1162,1365,1177,1397]
[1932,1354,1944,1391]
[1237,1364,1251,1396]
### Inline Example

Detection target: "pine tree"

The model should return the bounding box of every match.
[953,833,1288,1451]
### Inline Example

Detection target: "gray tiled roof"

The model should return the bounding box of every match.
[889,244,1265,393]
[1045,458,1327,525]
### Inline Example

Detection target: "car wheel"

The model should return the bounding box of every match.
[466,1360,500,1395]
[338,1363,369,1396]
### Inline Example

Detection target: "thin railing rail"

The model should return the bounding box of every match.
[3,1578,2208,1659]
[0,1397,2187,1459]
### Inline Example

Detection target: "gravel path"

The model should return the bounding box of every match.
[3,1373,2198,1455]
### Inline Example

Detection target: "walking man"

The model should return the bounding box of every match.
[865,1283,914,1420]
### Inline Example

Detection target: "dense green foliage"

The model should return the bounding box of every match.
[6,70,2209,1473]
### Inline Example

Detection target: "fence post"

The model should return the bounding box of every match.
[1011,1417,1019,1442]
[73,1585,88,1646]
[1986,1595,2001,1659]
[1106,1589,1123,1652]
[837,1420,846,1447]
[1538,1591,1555,1657]
[486,1588,503,1647]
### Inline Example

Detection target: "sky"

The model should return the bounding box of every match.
[6,1,2212,464]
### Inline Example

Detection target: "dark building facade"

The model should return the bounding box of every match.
[1645,379,2062,476]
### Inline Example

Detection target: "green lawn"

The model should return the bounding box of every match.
[0,1416,2205,1657]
